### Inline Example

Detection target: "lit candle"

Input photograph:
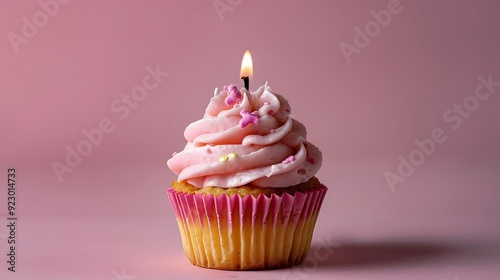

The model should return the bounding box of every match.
[240,50,253,91]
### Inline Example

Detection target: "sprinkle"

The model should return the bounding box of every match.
[206,147,212,154]
[268,110,275,116]
[282,155,295,164]
[263,101,270,106]
[219,152,238,162]
[269,128,275,133]
[213,88,219,96]
[307,157,316,164]
[219,155,229,162]
[224,84,243,106]
[239,109,259,128]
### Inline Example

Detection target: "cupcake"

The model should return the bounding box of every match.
[167,83,327,270]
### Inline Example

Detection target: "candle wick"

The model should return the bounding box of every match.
[241,76,249,91]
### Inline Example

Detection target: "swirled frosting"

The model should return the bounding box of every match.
[167,83,322,188]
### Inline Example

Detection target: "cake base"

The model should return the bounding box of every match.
[167,181,327,270]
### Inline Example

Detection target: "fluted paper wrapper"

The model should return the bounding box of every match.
[167,185,327,270]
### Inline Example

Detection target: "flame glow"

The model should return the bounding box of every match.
[240,50,253,78]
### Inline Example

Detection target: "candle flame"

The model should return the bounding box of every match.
[240,50,253,78]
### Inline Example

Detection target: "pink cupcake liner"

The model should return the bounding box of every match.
[167,185,327,270]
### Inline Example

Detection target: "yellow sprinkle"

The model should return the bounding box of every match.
[219,155,229,162]
[219,153,238,162]
[228,152,238,158]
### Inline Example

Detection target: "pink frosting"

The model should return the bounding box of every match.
[167,83,322,188]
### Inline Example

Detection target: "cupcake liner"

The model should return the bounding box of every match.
[167,185,327,270]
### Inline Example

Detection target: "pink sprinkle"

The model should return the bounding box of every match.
[282,155,295,164]
[224,84,242,106]
[270,129,275,133]
[307,157,316,164]
[206,147,212,154]
[223,85,228,90]
[239,109,259,128]
[269,110,275,116]
[263,101,270,105]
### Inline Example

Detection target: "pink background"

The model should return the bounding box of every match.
[1,0,500,279]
